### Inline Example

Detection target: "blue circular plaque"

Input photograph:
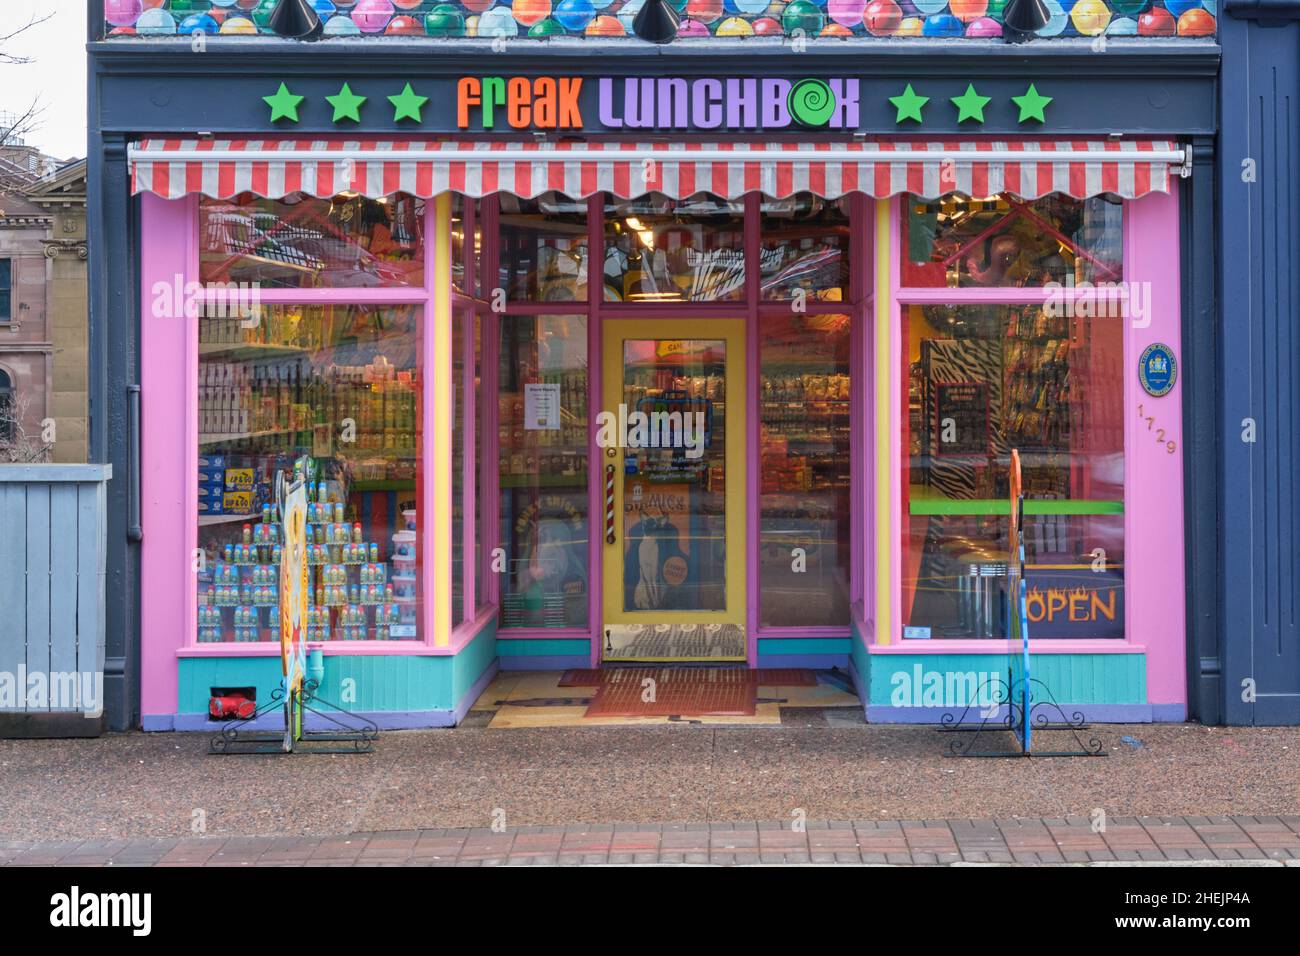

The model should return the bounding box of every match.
[1139,342,1177,397]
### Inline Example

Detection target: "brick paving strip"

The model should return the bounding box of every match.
[3,816,1300,866]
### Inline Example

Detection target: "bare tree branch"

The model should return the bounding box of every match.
[0,12,54,66]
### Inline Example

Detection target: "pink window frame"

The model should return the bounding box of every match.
[138,192,496,721]
[867,187,1187,712]
[486,191,869,667]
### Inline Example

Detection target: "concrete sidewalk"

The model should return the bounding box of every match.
[0,721,1296,847]
[4,817,1300,866]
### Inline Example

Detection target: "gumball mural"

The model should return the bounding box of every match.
[103,0,1216,39]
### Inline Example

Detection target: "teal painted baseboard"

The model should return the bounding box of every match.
[496,639,591,657]
[864,652,1147,708]
[177,619,498,715]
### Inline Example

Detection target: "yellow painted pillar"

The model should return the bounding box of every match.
[432,192,453,647]
[874,198,892,646]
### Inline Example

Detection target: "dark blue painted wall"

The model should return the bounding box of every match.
[1218,10,1300,724]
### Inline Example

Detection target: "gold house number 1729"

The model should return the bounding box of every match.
[1137,404,1177,454]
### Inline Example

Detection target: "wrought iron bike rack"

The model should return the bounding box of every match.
[209,678,378,755]
[935,451,1108,758]
[938,668,1107,758]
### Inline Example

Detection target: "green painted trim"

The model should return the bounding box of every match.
[757,638,852,656]
[908,499,1124,517]
[496,638,590,657]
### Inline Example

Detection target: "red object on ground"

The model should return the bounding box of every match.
[209,694,256,719]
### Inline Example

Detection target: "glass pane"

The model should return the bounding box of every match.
[902,193,1123,289]
[902,303,1124,639]
[760,313,851,627]
[474,312,484,609]
[498,315,589,628]
[451,308,465,627]
[498,192,588,302]
[200,193,425,289]
[619,338,727,612]
[451,194,466,294]
[604,193,745,302]
[196,304,422,644]
[759,194,850,302]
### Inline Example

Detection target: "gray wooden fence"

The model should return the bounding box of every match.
[0,464,112,736]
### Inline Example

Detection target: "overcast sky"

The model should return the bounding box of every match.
[1,0,87,160]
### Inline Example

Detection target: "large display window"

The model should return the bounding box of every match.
[898,193,1126,641]
[191,191,491,648]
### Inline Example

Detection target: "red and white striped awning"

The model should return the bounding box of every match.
[129,139,1186,202]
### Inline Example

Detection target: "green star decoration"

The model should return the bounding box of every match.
[326,83,367,124]
[1011,84,1053,124]
[388,83,429,123]
[889,84,929,124]
[263,83,305,123]
[951,84,991,124]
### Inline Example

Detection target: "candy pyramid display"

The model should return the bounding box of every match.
[198,465,418,643]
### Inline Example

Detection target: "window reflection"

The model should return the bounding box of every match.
[604,193,745,302]
[200,193,425,289]
[759,194,850,302]
[902,193,1123,289]
[498,192,589,302]
[902,304,1124,639]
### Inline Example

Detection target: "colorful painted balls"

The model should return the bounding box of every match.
[1109,0,1148,12]
[1164,0,1202,16]
[1069,0,1112,33]
[912,0,948,13]
[949,0,989,21]
[782,0,826,34]
[179,13,221,33]
[135,9,178,33]
[105,0,144,27]
[477,5,521,33]
[895,15,924,33]
[350,0,395,32]
[586,13,626,32]
[826,0,867,27]
[425,4,467,33]
[221,16,260,32]
[677,18,712,34]
[687,0,726,21]
[965,14,1002,34]
[385,14,425,32]
[864,0,902,32]
[554,0,597,28]
[1178,7,1216,32]
[512,0,554,26]
[750,15,783,32]
[922,11,963,34]
[529,17,568,33]
[1137,5,1176,32]
[716,15,756,33]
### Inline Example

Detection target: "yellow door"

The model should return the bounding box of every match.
[600,319,746,662]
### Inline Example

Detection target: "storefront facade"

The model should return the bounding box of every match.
[87,3,1220,730]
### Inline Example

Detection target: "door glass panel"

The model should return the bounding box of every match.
[619,339,726,613]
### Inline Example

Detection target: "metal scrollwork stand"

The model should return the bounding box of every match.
[209,678,378,755]
[938,668,1107,758]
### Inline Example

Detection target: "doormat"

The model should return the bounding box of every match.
[559,667,817,688]
[584,670,756,718]
[603,623,747,661]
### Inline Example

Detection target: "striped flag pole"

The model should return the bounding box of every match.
[605,464,617,545]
